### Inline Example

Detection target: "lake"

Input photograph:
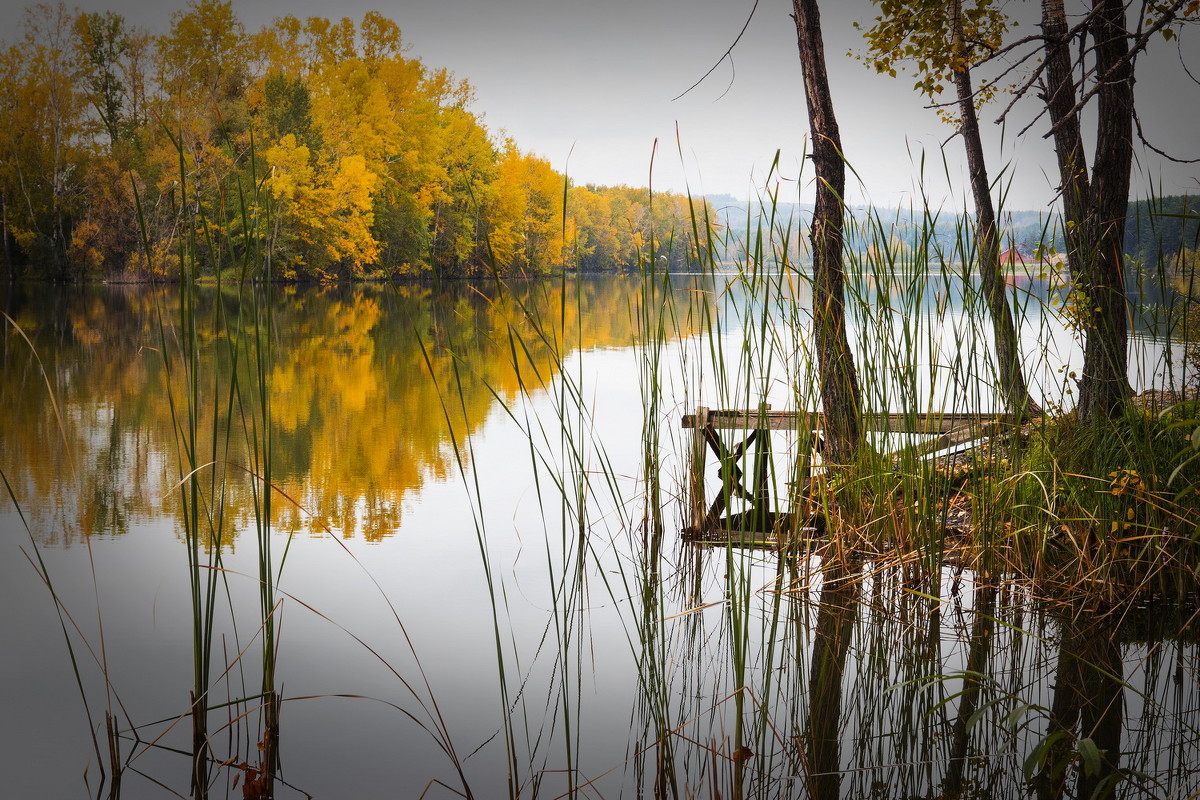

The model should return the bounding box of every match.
[1,273,1196,799]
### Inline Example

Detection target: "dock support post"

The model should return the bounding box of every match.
[753,402,772,520]
[689,406,709,535]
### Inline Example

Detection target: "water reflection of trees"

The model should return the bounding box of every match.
[650,549,1199,798]
[1,277,705,543]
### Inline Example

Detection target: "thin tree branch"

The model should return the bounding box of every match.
[672,0,760,102]
[1178,29,1200,86]
[995,2,1106,128]
[1133,105,1200,162]
[1043,0,1189,137]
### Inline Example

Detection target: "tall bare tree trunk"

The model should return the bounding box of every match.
[791,0,862,466]
[1084,0,1135,419]
[1041,0,1133,420]
[951,0,1039,418]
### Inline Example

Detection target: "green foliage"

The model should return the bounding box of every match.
[74,11,131,145]
[1010,403,1200,593]
[1123,195,1200,269]
[259,73,321,151]
[853,0,1009,122]
[1165,400,1200,501]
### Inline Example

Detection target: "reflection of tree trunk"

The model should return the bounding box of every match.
[1076,622,1122,800]
[950,0,1037,419]
[1034,614,1124,800]
[943,585,996,796]
[805,563,858,799]
[791,0,862,468]
[1040,0,1133,420]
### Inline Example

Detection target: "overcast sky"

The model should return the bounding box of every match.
[3,0,1198,211]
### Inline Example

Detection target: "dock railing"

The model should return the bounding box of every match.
[681,406,1018,537]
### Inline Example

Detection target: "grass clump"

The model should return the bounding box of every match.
[1004,401,1200,603]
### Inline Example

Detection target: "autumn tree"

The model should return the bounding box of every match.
[489,143,565,273]
[0,3,91,278]
[0,4,707,279]
[141,0,254,275]
[155,0,249,140]
[263,134,379,278]
[858,0,1038,418]
[73,11,130,148]
[565,186,613,271]
[791,0,863,466]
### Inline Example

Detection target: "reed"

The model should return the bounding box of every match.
[13,127,1197,798]
[125,119,291,798]
[427,150,1200,798]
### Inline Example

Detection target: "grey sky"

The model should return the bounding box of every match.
[4,0,1198,211]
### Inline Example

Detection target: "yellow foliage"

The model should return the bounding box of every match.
[265,135,381,275]
[325,155,380,270]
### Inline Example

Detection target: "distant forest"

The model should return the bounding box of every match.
[711,195,1199,276]
[0,2,711,282]
[1124,196,1200,269]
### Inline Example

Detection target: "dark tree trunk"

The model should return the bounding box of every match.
[791,0,862,466]
[805,565,858,800]
[951,0,1039,418]
[1041,0,1133,420]
[1082,0,1135,419]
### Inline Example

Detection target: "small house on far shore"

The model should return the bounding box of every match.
[1000,243,1069,285]
[1000,245,1033,268]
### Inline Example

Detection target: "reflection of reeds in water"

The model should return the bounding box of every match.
[132,127,285,798]
[440,171,1200,799]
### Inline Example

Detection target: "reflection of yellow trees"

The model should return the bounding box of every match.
[2,286,167,542]
[2,279,709,543]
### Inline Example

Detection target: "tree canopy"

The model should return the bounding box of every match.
[0,1,712,281]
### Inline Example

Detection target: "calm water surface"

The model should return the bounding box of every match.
[0,276,1196,798]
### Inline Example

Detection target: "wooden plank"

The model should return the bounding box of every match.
[681,409,1017,435]
[688,406,708,536]
[681,406,1020,538]
[681,409,815,431]
[752,403,771,515]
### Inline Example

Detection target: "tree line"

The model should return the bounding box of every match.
[0,2,712,282]
[1125,195,1200,268]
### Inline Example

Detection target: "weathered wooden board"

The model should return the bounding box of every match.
[681,409,1017,435]
[681,406,1021,537]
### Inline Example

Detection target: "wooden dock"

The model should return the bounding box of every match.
[682,406,1018,538]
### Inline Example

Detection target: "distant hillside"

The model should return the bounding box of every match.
[705,197,1059,264]
[1124,196,1200,268]
[707,194,1197,269]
